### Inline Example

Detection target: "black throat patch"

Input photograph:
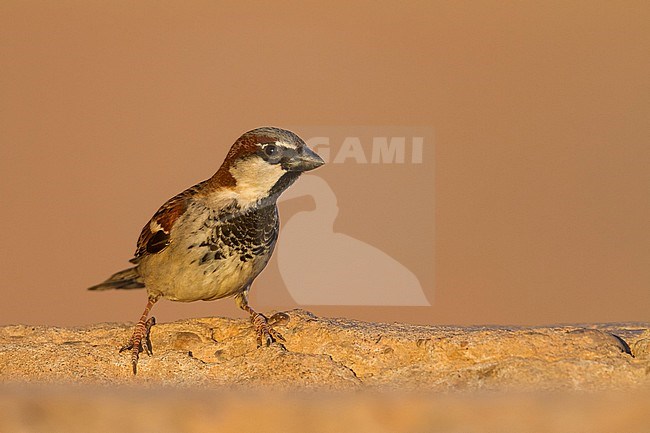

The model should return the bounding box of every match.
[191,203,280,265]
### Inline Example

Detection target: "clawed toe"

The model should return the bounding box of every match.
[257,327,284,347]
[120,316,156,374]
[257,326,284,347]
[269,327,285,343]
[250,312,287,347]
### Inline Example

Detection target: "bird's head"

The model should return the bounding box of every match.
[210,127,325,207]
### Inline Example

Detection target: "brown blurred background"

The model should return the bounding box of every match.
[0,1,648,327]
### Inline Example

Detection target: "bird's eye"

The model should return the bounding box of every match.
[264,144,278,157]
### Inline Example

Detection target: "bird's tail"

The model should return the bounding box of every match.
[87,266,145,291]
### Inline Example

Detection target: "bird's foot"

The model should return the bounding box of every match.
[120,316,156,374]
[250,311,287,347]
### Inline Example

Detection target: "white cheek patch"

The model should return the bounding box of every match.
[229,157,286,208]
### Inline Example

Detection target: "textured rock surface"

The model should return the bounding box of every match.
[1,309,649,390]
[2,310,650,432]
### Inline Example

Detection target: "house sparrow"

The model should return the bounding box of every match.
[88,127,324,374]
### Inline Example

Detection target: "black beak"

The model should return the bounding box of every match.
[286,146,325,172]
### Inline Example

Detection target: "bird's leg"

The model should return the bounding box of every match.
[120,296,158,374]
[235,289,285,347]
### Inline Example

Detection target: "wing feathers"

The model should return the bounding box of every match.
[131,181,207,262]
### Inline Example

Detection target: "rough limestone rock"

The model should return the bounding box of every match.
[1,309,648,391]
[2,311,650,432]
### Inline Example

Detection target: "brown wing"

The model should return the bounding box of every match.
[129,181,207,263]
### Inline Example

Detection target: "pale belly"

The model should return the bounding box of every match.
[139,244,270,302]
[137,201,277,302]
